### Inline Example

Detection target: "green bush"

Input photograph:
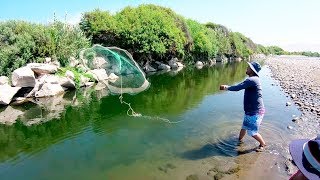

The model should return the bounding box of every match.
[0,20,91,76]
[206,23,232,56]
[185,19,218,61]
[80,9,118,46]
[115,5,187,61]
[80,5,187,63]
[265,46,285,55]
[229,32,253,58]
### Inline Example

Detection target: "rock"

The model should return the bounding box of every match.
[144,63,157,72]
[0,85,21,105]
[45,57,52,63]
[286,102,292,106]
[35,83,64,97]
[186,174,199,180]
[158,63,171,70]
[209,59,216,66]
[27,63,58,75]
[89,69,108,81]
[85,82,94,87]
[92,56,107,69]
[0,106,24,125]
[85,71,98,82]
[12,66,36,87]
[195,61,204,67]
[51,60,60,67]
[21,94,71,126]
[292,117,299,122]
[168,58,179,69]
[0,76,9,85]
[10,97,30,106]
[65,70,75,80]
[26,76,46,97]
[69,57,79,67]
[287,125,293,130]
[291,94,296,98]
[80,75,90,87]
[216,55,228,63]
[176,62,184,67]
[59,77,76,89]
[108,73,119,83]
[43,75,59,84]
[169,66,184,75]
[235,57,242,62]
[95,82,107,91]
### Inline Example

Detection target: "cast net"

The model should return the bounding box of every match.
[79,45,149,95]
[79,45,181,123]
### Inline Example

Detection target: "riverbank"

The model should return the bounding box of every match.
[266,55,320,138]
[237,55,320,179]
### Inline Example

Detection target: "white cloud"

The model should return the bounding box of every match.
[66,13,82,25]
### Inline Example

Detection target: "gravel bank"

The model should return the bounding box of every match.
[265,55,320,137]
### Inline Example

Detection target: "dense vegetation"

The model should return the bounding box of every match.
[0,4,319,76]
[0,20,90,76]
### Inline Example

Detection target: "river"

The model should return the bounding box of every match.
[0,61,301,179]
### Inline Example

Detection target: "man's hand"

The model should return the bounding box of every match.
[219,85,229,90]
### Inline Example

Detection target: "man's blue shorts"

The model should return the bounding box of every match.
[242,110,265,136]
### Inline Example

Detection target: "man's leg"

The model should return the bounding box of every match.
[239,129,246,141]
[252,133,266,146]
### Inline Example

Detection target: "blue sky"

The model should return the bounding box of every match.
[1,0,319,52]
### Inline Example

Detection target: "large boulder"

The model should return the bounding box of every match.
[35,83,64,98]
[0,76,9,85]
[0,106,24,125]
[12,67,36,87]
[0,85,21,105]
[27,63,58,75]
[43,75,60,84]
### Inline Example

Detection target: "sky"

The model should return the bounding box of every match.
[1,0,319,52]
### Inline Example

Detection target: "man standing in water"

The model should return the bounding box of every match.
[220,61,266,152]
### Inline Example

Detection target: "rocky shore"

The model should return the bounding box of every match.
[265,55,320,138]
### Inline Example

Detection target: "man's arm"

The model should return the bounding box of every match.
[220,79,253,91]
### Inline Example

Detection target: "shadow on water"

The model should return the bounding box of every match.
[181,136,256,160]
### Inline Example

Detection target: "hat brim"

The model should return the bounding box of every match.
[247,62,259,76]
[289,139,320,180]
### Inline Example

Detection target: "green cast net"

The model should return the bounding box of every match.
[79,45,150,95]
[79,45,181,123]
